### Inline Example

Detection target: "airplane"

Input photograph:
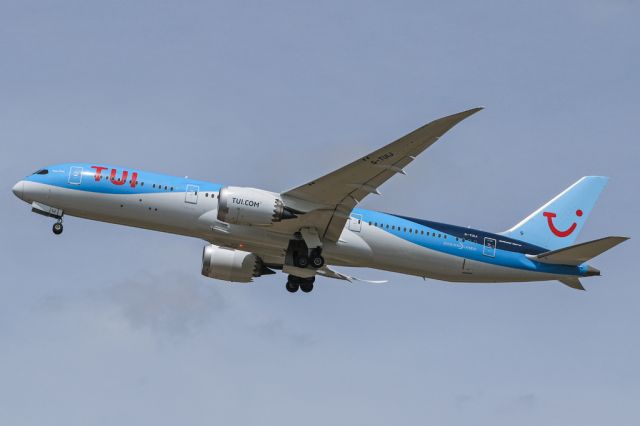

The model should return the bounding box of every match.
[11,108,628,293]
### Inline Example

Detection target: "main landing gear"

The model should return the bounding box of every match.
[292,248,325,269]
[284,227,325,293]
[52,219,63,235]
[286,275,315,293]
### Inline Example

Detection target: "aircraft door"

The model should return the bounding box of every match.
[462,258,473,274]
[185,184,199,204]
[68,166,83,185]
[349,213,362,232]
[483,237,497,257]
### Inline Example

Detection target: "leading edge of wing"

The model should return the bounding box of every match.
[282,106,483,205]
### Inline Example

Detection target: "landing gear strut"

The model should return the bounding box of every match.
[286,275,315,293]
[52,220,63,235]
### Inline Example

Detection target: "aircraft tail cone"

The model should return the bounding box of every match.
[585,265,601,276]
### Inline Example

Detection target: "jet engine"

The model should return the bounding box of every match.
[201,244,264,283]
[217,186,296,226]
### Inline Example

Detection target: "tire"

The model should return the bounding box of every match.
[52,223,63,235]
[310,255,324,269]
[295,255,309,268]
[300,281,314,293]
[286,276,299,293]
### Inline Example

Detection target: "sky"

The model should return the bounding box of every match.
[1,0,639,425]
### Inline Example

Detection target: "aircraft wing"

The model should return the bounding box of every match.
[280,107,482,242]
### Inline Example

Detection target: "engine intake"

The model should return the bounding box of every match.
[217,186,296,226]
[201,244,263,283]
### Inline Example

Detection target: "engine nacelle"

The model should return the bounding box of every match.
[201,245,263,283]
[217,186,295,226]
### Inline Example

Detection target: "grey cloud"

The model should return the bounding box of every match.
[97,271,226,336]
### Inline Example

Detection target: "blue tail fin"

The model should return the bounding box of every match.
[501,176,609,250]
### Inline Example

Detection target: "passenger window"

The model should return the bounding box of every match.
[386,224,389,229]
[153,184,156,188]
[403,227,407,232]
[438,234,442,238]
[164,186,168,190]
[374,222,378,227]
[141,182,144,186]
[421,230,424,235]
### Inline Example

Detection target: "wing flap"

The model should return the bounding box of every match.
[317,265,388,283]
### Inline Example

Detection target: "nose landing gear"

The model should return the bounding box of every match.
[30,202,64,235]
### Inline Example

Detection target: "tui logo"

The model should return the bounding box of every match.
[91,166,138,187]
[543,209,583,237]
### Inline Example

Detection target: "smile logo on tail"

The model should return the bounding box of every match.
[543,209,583,237]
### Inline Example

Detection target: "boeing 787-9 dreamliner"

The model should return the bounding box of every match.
[12,108,628,293]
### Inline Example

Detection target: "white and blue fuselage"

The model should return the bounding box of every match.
[12,163,598,286]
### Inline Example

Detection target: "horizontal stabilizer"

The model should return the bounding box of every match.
[559,277,586,291]
[529,236,629,266]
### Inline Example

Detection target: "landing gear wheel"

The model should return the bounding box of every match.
[52,222,63,235]
[310,255,324,269]
[300,281,314,293]
[286,276,299,293]
[295,255,309,268]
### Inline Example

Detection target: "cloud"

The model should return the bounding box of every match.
[98,271,227,336]
[35,270,315,346]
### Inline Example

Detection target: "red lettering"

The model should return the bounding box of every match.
[91,166,108,181]
[130,171,138,188]
[110,169,128,186]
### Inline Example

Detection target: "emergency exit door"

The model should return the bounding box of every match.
[185,185,199,204]
[349,214,362,232]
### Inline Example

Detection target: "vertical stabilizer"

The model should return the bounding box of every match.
[502,176,608,250]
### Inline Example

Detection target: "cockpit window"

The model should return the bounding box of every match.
[33,169,49,175]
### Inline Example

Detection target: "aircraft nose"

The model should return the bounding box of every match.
[12,181,24,200]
